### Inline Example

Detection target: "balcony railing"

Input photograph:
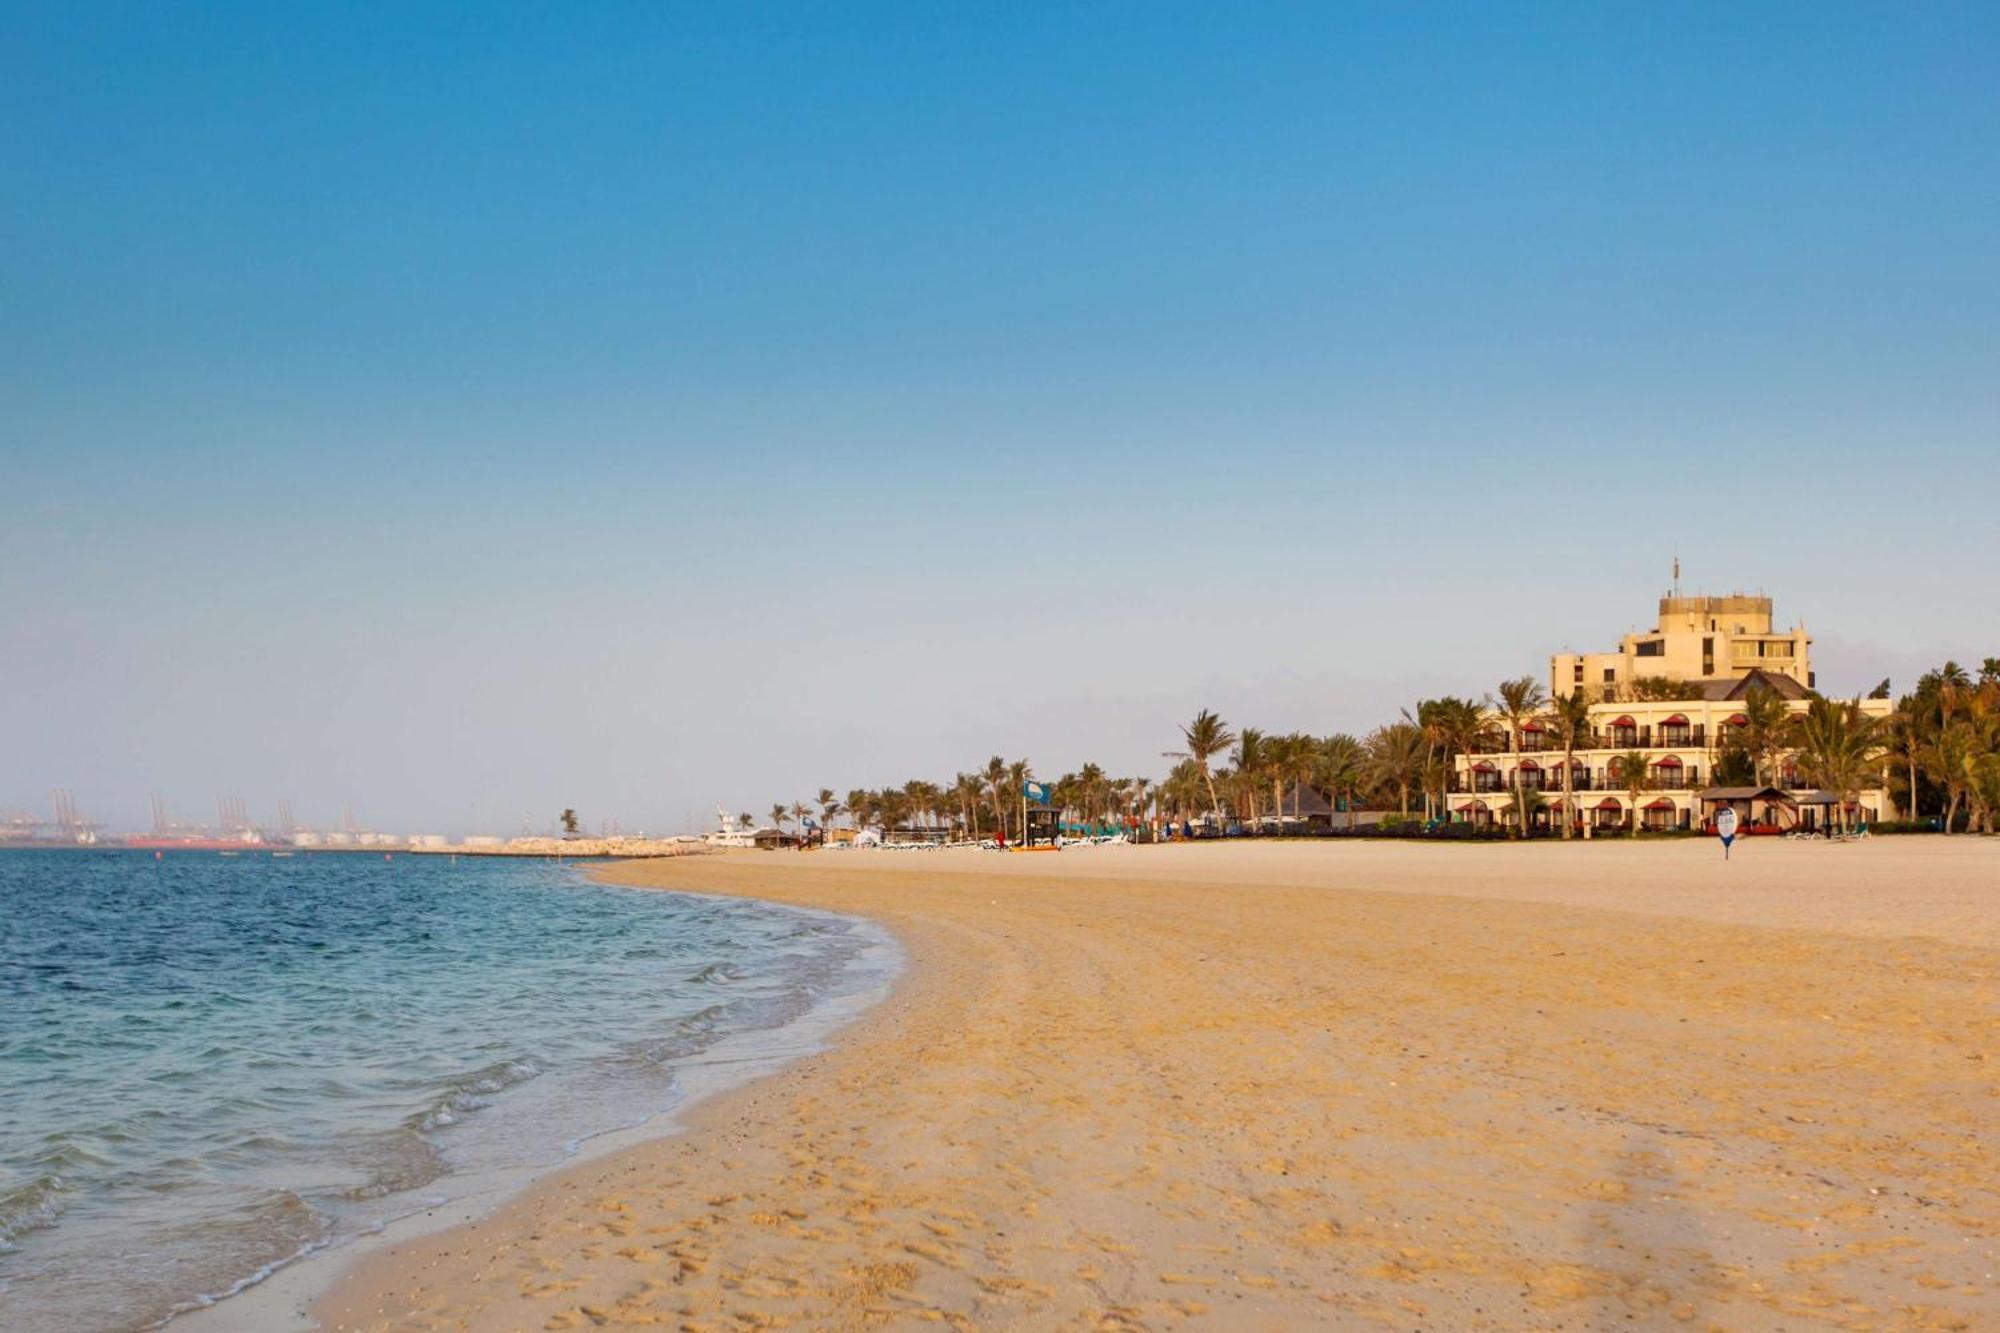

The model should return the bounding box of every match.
[1448,770,1701,795]
[1590,725,1707,750]
[1468,725,1710,753]
[1467,736,1549,754]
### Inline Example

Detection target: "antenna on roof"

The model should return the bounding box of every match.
[1672,548,1681,598]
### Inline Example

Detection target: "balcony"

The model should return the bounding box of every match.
[1449,769,1701,794]
[1465,723,1723,755]
[1586,725,1706,751]
[1467,735,1549,755]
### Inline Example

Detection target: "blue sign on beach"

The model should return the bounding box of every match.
[1023,781,1050,804]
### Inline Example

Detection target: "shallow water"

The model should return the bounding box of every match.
[0,849,893,1332]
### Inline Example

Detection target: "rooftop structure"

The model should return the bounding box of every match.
[1552,593,1813,702]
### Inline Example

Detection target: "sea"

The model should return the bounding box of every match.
[0,849,897,1332]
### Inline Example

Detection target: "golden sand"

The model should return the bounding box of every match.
[316,839,1997,1331]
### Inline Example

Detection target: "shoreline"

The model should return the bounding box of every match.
[304,840,1997,1330]
[171,874,901,1333]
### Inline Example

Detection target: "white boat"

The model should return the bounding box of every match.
[702,808,770,848]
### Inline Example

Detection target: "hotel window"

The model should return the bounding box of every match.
[1573,663,1583,684]
[1603,668,1616,684]
[1636,640,1664,657]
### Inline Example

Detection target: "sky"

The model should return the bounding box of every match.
[3,3,1996,836]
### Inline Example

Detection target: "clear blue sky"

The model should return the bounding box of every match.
[4,3,1996,835]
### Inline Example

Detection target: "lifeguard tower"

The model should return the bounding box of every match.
[1016,780,1061,851]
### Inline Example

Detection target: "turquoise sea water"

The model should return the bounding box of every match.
[0,850,894,1332]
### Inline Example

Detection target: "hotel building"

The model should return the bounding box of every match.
[1448,593,1896,832]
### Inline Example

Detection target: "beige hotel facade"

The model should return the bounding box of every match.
[1447,593,1896,833]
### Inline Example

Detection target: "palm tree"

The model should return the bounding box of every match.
[1006,759,1032,841]
[769,803,788,835]
[1970,683,2000,833]
[1971,752,2000,835]
[1282,734,1318,819]
[1793,697,1885,835]
[844,789,873,833]
[1739,684,1792,789]
[1431,696,1485,820]
[1261,735,1292,821]
[1506,785,1547,835]
[1320,733,1365,829]
[1230,729,1266,824]
[1491,677,1549,837]
[1124,776,1154,831]
[1938,661,1973,723]
[876,789,909,836]
[952,772,985,839]
[1410,697,1480,820]
[1162,759,1205,826]
[817,788,843,831]
[1616,750,1651,837]
[982,756,1010,841]
[1166,710,1236,823]
[1405,702,1441,820]
[1547,689,1593,840]
[1077,762,1108,827]
[1923,722,1976,834]
[1882,707,1927,824]
[789,800,812,841]
[1365,722,1427,817]
[902,779,941,833]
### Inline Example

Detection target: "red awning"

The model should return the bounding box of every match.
[1655,755,1684,767]
[1463,800,1489,812]
[1647,798,1676,810]
[1727,713,1748,726]
[1519,759,1541,770]
[1612,715,1636,727]
[1474,761,1497,772]
[1523,719,1545,731]
[1663,713,1689,726]
[1596,798,1622,811]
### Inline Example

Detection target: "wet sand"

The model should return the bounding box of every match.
[316,839,1998,1331]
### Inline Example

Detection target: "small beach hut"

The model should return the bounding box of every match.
[1697,786,1796,832]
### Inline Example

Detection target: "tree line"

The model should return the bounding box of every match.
[759,656,1998,842]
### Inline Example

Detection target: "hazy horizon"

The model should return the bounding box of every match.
[6,5,1996,836]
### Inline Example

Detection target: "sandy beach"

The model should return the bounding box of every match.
[314,839,1998,1331]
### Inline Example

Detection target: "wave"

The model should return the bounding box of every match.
[405,1058,544,1133]
[336,1127,451,1202]
[144,1189,330,1330]
[0,1170,70,1248]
